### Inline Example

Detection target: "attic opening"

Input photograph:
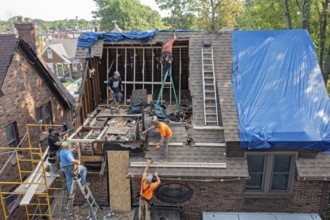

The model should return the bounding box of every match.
[99,40,190,106]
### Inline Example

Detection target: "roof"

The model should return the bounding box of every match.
[0,34,74,109]
[45,39,78,59]
[0,34,18,96]
[296,152,330,179]
[46,44,71,63]
[232,30,330,151]
[128,123,249,179]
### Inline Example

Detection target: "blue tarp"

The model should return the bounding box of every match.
[77,30,158,47]
[232,30,330,151]
[77,30,201,48]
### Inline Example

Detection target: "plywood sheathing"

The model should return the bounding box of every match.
[108,151,131,212]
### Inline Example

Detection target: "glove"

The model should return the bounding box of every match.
[156,144,161,150]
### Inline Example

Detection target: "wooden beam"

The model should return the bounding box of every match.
[130,162,226,168]
[81,155,103,162]
[193,126,224,130]
[97,126,109,140]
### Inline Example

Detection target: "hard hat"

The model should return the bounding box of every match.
[61,141,69,147]
[145,174,153,183]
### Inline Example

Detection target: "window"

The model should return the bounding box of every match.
[72,63,78,72]
[47,63,54,73]
[36,102,53,128]
[56,63,64,77]
[6,122,19,147]
[47,49,53,59]
[245,153,296,194]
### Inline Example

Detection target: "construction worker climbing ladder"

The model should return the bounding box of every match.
[161,29,176,74]
[157,28,180,111]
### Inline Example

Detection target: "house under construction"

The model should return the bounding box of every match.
[1,24,330,220]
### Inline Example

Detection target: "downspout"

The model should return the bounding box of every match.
[319,180,329,218]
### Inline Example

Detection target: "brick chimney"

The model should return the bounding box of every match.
[15,17,40,56]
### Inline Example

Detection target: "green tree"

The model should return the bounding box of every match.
[155,0,199,29]
[92,0,163,31]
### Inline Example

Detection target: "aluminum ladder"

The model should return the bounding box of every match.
[201,47,219,125]
[65,176,99,219]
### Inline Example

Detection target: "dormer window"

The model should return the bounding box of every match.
[47,49,53,59]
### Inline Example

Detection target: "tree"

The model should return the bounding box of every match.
[282,0,292,29]
[318,0,329,80]
[155,0,199,29]
[93,0,164,31]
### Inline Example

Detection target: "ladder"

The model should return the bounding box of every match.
[156,64,180,112]
[65,176,99,219]
[201,47,219,125]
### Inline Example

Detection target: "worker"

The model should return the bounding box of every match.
[142,120,172,161]
[161,30,176,74]
[108,71,123,113]
[138,161,161,220]
[59,141,88,195]
[47,127,63,176]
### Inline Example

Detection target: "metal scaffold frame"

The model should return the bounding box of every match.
[0,124,67,220]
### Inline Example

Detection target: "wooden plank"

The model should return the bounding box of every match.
[97,114,142,118]
[25,147,49,188]
[130,162,226,168]
[96,126,109,140]
[106,127,129,135]
[81,155,103,162]
[20,174,42,206]
[108,151,131,212]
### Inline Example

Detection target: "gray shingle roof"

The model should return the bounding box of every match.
[296,152,330,179]
[0,34,18,95]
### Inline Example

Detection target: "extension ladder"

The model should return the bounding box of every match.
[201,47,219,125]
[65,176,99,219]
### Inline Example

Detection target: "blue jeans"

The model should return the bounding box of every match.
[62,165,87,193]
[113,92,121,103]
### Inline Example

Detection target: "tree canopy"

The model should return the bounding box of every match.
[92,0,164,31]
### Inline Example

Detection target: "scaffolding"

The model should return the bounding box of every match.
[0,124,68,220]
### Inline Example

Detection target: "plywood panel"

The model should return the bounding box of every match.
[108,151,131,212]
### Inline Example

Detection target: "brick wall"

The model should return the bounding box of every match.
[131,178,330,220]
[74,174,109,205]
[0,50,71,219]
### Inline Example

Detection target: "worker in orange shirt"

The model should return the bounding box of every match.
[138,161,161,220]
[143,120,172,160]
[161,30,176,74]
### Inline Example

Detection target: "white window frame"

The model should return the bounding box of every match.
[56,63,64,77]
[72,63,78,72]
[47,49,53,59]
[244,152,297,195]
[46,63,54,73]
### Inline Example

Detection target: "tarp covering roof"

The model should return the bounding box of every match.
[77,30,201,48]
[232,30,330,151]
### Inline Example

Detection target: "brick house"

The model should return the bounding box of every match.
[42,39,83,80]
[0,19,74,219]
[71,28,330,220]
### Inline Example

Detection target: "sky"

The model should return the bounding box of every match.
[0,0,167,21]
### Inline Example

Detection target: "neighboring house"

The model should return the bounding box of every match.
[74,29,330,220]
[42,38,83,80]
[0,19,74,219]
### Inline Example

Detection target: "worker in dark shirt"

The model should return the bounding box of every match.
[108,71,123,113]
[48,127,63,176]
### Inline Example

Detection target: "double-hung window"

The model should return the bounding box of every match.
[6,122,19,147]
[36,102,53,131]
[245,153,296,194]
